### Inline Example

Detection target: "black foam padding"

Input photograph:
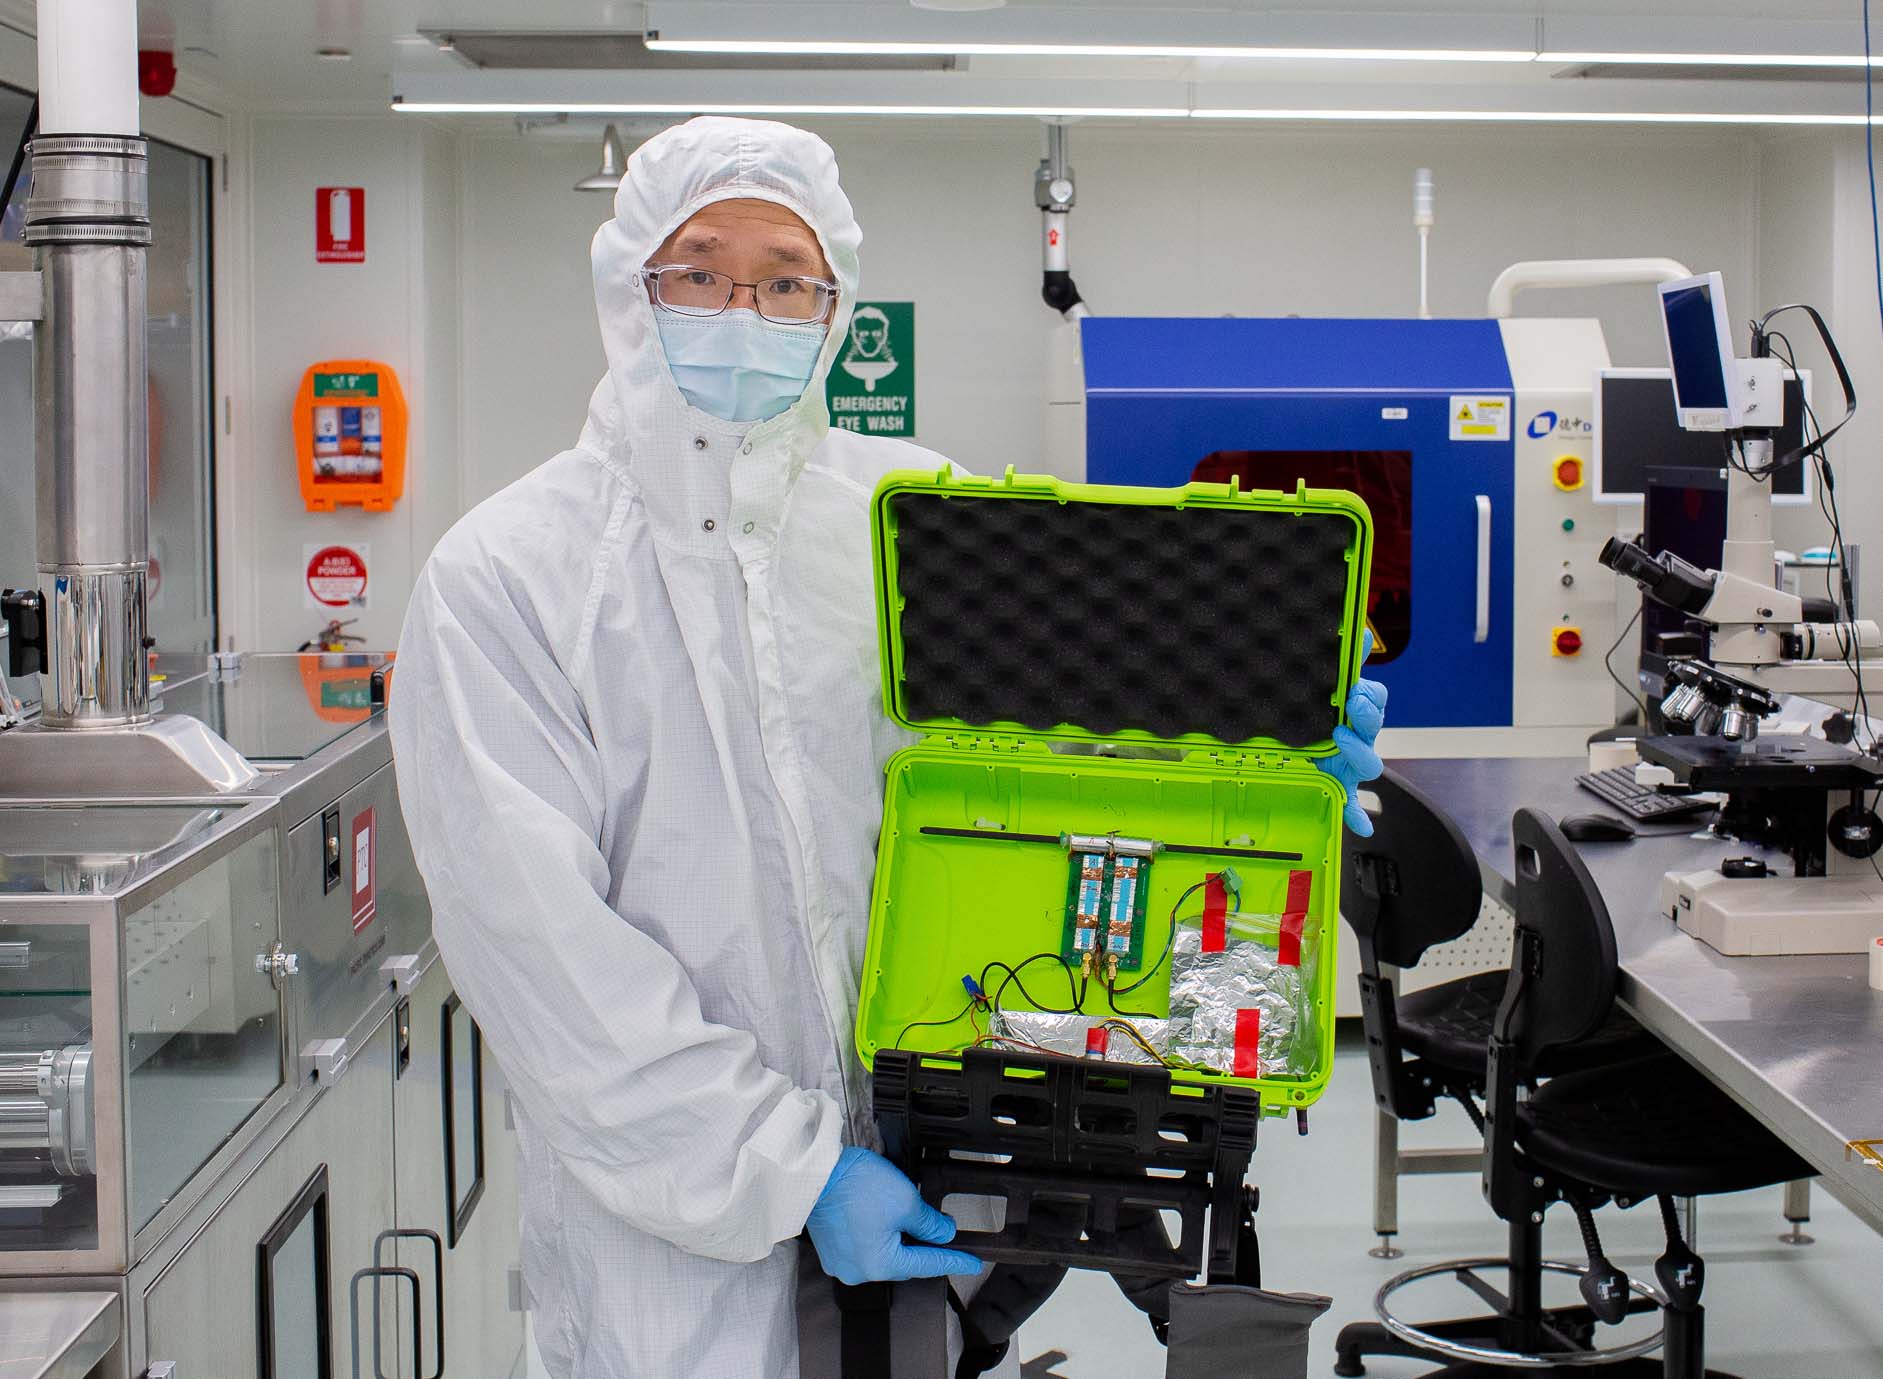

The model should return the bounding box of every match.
[889,492,1359,746]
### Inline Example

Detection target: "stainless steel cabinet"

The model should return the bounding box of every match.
[393,958,523,1379]
[142,1020,400,1377]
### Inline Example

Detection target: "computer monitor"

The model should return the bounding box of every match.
[1658,271,1744,431]
[1592,368,1811,505]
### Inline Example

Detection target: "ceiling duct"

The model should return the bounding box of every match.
[421,29,957,72]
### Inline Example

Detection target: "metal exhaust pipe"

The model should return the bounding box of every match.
[29,132,152,727]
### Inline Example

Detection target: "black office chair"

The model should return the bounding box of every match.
[1370,809,1815,1378]
[1337,774,1657,1377]
[1342,772,1652,1257]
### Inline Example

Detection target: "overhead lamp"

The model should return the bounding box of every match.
[1539,51,1882,68]
[574,123,626,192]
[642,38,1535,62]
[399,101,1191,118]
[1195,108,1883,126]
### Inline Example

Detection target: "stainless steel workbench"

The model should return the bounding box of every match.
[1392,756,1883,1235]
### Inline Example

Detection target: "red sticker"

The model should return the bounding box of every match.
[1201,872,1230,953]
[1279,870,1313,967]
[316,187,365,263]
[351,807,377,933]
[1232,1009,1262,1078]
[307,545,368,608]
[1084,1025,1110,1058]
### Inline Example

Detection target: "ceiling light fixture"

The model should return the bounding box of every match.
[641,37,1536,62]
[392,99,1883,127]
[575,123,627,191]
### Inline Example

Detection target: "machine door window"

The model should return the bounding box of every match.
[259,1165,333,1379]
[441,993,485,1247]
[1193,450,1412,664]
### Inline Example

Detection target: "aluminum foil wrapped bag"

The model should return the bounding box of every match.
[990,1010,1173,1066]
[1168,914,1319,1079]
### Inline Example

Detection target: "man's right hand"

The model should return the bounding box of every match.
[806,1147,983,1285]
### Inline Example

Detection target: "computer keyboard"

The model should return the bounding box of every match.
[1575,765,1719,822]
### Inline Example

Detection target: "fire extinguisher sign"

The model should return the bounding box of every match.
[305,543,369,611]
[316,187,365,263]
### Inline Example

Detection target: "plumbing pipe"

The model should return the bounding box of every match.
[1413,168,1434,319]
[1486,257,1692,318]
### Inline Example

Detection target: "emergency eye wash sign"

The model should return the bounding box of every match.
[828,301,915,437]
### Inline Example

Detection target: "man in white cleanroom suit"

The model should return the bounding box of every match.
[392,117,985,1377]
[392,116,1386,1379]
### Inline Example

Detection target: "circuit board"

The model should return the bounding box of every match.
[1061,849,1152,972]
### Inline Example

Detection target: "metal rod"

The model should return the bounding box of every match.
[916,826,1303,862]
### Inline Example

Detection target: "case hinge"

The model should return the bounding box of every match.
[940,733,1027,754]
[1199,748,1293,772]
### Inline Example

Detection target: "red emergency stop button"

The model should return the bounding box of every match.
[1553,456,1584,491]
[1552,626,1584,657]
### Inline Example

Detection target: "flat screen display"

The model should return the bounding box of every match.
[1596,372,1808,501]
[1662,282,1732,412]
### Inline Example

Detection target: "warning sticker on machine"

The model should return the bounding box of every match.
[1449,395,1511,442]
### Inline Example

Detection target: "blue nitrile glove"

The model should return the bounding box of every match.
[806,1147,983,1286]
[1318,630,1388,837]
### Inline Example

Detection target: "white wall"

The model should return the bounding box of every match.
[457,120,1767,516]
[235,115,1873,651]
[237,116,460,651]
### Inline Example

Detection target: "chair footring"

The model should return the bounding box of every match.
[1375,1257,1666,1370]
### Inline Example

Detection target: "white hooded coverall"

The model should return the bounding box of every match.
[391,118,974,1377]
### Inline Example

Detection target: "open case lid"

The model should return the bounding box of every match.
[872,469,1373,755]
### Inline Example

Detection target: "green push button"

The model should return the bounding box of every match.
[1561,518,1576,532]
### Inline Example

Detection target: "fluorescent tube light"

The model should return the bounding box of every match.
[644,37,1537,62]
[391,101,1190,118]
[1197,108,1883,126]
[1540,51,1880,67]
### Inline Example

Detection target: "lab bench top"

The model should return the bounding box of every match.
[1391,756,1883,1235]
[0,1291,117,1379]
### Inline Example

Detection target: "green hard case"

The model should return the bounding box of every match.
[855,467,1374,1115]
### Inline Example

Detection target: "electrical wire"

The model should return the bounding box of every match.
[1868,0,1883,344]
[1604,603,1647,720]
[1768,331,1876,750]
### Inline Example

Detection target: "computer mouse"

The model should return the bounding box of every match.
[1561,814,1637,843]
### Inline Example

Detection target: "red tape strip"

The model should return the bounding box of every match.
[1233,1008,1262,1078]
[1278,869,1313,967]
[1201,872,1229,952]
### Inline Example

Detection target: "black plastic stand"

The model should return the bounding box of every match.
[873,1047,1260,1282]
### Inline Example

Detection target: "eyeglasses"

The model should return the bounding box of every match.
[642,264,838,325]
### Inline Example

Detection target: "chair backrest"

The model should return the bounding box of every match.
[1497,808,1620,1067]
[1341,768,1484,972]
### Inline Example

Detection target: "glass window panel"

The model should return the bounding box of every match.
[269,1210,323,1375]
[0,84,217,714]
[0,922,98,1251]
[1193,450,1413,664]
[125,827,282,1229]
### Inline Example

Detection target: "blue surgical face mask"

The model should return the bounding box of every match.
[654,308,826,423]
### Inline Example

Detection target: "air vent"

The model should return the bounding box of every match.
[421,29,957,72]
[1555,62,1860,84]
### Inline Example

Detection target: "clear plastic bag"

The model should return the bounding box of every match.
[1167,910,1322,1080]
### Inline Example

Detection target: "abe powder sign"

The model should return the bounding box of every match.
[827,301,914,437]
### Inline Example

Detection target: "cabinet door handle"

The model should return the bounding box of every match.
[1474,494,1492,644]
[349,1265,419,1379]
[376,1228,445,1379]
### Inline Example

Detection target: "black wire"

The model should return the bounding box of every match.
[1604,603,1646,721]
[985,952,1083,1016]
[1110,878,1224,998]
[896,994,979,1049]
[0,98,35,238]
[1771,331,1877,751]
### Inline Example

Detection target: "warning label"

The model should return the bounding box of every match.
[1450,395,1511,442]
[305,543,369,610]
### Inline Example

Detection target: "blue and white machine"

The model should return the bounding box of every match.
[1055,314,1621,730]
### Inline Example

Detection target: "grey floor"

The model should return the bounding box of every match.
[529,1028,1883,1377]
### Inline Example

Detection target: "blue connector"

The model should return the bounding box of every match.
[961,974,986,1003]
